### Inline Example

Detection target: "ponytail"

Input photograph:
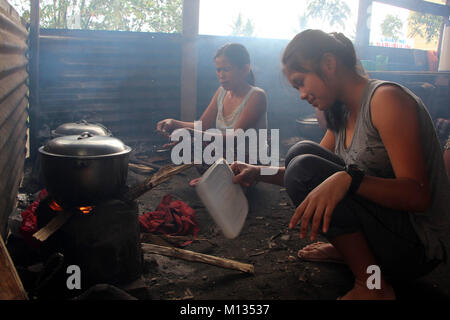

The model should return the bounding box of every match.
[247,69,255,85]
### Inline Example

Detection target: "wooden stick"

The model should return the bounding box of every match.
[0,236,28,300]
[122,164,194,201]
[141,243,254,274]
[33,211,74,242]
[128,163,155,175]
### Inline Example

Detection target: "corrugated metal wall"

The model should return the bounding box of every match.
[38,29,182,146]
[0,0,28,238]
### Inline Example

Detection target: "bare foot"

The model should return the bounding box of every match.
[340,280,396,300]
[297,242,345,264]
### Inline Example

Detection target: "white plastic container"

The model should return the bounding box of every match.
[195,158,248,239]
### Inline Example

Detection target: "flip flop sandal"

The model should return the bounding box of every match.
[297,246,346,265]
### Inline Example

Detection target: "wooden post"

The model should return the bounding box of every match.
[180,0,200,121]
[355,0,372,60]
[0,236,28,300]
[437,0,449,59]
[29,0,40,161]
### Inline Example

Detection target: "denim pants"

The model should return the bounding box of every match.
[283,140,442,281]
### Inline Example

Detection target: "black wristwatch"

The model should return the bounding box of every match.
[344,164,365,195]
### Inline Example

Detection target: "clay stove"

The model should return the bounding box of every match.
[34,195,142,297]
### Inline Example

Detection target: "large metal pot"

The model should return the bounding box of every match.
[295,116,326,142]
[51,120,112,138]
[39,132,132,207]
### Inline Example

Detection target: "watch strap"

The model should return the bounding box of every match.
[345,164,364,195]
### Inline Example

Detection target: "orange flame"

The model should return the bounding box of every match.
[49,200,63,212]
[78,206,94,214]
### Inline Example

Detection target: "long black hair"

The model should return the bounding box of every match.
[214,43,255,86]
[282,29,359,132]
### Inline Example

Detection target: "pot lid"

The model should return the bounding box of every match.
[41,132,131,157]
[53,120,112,136]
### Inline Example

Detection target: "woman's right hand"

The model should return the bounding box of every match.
[230,161,260,187]
[156,118,177,135]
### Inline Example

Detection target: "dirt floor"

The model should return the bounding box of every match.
[9,141,450,301]
[128,162,450,301]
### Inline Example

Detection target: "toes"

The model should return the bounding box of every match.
[302,241,328,252]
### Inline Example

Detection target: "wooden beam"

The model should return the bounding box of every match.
[29,0,40,161]
[374,0,450,17]
[0,236,28,300]
[180,0,200,121]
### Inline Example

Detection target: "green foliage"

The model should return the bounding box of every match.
[408,12,442,43]
[230,12,255,37]
[380,14,403,40]
[306,0,350,30]
[10,0,182,32]
[298,13,308,31]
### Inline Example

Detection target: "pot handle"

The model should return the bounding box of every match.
[78,132,94,140]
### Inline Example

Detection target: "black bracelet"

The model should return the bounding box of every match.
[345,164,365,195]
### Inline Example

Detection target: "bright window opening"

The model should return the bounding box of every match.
[199,0,360,40]
[369,1,443,51]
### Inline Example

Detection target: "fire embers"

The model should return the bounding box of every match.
[19,189,48,247]
[49,199,94,215]
[48,199,63,212]
[78,206,94,215]
[19,190,96,247]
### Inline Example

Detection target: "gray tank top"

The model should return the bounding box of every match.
[216,86,267,133]
[335,79,450,261]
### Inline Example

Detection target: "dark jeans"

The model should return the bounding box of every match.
[283,140,442,281]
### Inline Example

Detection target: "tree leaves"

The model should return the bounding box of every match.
[306,0,351,30]
[230,12,255,37]
[408,12,442,43]
[380,14,403,40]
[12,0,182,32]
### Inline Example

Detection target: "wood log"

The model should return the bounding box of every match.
[0,236,28,300]
[141,243,255,274]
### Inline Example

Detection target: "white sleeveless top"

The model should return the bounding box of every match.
[215,86,267,133]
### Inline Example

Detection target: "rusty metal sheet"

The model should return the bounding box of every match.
[0,28,27,52]
[0,84,27,126]
[0,53,27,74]
[0,68,28,102]
[0,98,27,151]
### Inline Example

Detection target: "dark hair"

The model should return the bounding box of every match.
[214,43,255,85]
[282,29,358,132]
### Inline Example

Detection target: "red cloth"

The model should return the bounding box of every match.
[139,194,199,245]
[19,189,48,247]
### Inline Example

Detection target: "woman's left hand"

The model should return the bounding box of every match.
[288,171,352,241]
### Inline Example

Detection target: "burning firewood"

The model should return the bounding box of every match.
[32,211,74,242]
